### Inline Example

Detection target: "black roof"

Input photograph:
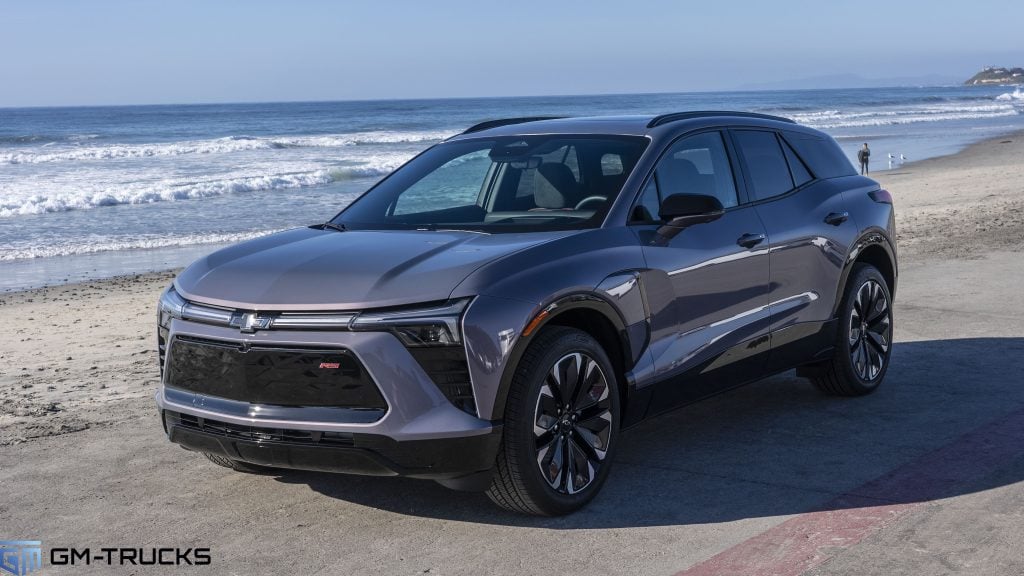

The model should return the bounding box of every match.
[449,111,802,141]
[461,116,567,134]
[646,111,794,127]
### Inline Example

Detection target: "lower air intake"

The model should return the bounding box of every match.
[409,347,476,415]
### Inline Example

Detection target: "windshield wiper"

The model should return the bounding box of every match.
[315,221,347,233]
[409,224,490,234]
[435,228,490,235]
[487,214,582,225]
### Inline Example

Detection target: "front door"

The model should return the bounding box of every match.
[633,131,771,412]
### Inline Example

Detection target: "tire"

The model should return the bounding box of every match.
[486,326,621,516]
[812,263,893,396]
[202,452,276,474]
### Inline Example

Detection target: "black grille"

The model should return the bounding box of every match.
[166,336,386,409]
[410,347,476,415]
[165,411,356,446]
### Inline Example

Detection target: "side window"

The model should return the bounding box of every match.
[632,179,661,222]
[733,130,794,201]
[601,154,624,176]
[782,131,857,178]
[781,139,813,187]
[393,149,490,215]
[563,145,581,181]
[654,131,739,209]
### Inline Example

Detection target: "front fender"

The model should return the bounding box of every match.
[455,227,650,421]
[463,275,650,422]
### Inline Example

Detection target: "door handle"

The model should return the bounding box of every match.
[824,211,849,226]
[736,233,766,249]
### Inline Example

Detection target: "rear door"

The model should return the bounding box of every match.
[634,131,771,411]
[730,129,858,370]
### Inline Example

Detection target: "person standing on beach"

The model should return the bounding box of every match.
[858,143,871,175]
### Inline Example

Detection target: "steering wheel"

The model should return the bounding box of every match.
[574,195,607,211]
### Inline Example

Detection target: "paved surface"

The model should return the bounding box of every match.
[3,252,1024,575]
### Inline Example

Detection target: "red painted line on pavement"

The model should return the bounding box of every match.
[676,407,1024,576]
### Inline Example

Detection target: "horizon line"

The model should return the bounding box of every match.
[0,83,974,112]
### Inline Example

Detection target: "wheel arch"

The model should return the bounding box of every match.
[488,294,632,422]
[833,230,897,317]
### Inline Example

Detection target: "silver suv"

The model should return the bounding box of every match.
[156,112,897,515]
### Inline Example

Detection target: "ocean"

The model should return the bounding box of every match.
[2,85,1023,291]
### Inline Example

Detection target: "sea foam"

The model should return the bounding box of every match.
[0,151,413,217]
[0,229,286,261]
[0,130,452,165]
[996,87,1024,102]
[0,171,332,217]
[792,101,1020,129]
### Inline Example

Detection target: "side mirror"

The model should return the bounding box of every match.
[658,194,725,227]
[652,194,725,245]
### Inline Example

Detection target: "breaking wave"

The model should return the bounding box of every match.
[0,229,287,261]
[0,153,413,217]
[791,102,1020,129]
[996,87,1024,102]
[0,130,452,164]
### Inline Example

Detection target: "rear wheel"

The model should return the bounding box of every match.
[486,327,620,515]
[202,452,276,474]
[812,263,893,396]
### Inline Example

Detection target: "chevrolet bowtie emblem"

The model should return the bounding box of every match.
[230,312,272,333]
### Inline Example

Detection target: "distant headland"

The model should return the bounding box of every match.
[965,67,1024,86]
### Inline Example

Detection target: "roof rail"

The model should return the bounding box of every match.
[647,111,795,128]
[460,116,566,135]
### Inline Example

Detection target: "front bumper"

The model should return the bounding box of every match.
[161,409,501,479]
[156,318,502,479]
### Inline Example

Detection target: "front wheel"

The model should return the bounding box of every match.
[812,263,893,396]
[486,327,620,515]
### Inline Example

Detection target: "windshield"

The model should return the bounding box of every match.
[334,135,648,233]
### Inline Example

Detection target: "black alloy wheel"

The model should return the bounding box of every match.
[848,278,891,381]
[533,351,614,495]
[812,263,894,396]
[487,326,620,515]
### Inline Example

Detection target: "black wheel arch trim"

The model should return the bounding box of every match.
[833,228,897,318]
[486,291,637,422]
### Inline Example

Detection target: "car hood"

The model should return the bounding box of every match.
[174,227,575,310]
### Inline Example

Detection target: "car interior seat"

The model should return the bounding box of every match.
[533,163,581,209]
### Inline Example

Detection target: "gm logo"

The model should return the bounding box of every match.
[0,541,42,576]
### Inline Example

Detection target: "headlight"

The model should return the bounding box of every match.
[156,285,186,379]
[158,286,187,327]
[351,298,470,346]
[159,286,235,327]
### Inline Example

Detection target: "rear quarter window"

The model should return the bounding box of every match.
[781,138,813,187]
[783,131,857,178]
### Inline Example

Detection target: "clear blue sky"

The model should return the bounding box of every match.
[2,0,1022,107]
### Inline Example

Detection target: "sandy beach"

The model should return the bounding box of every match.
[2,133,1023,574]
[875,132,1024,258]
[0,270,176,445]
